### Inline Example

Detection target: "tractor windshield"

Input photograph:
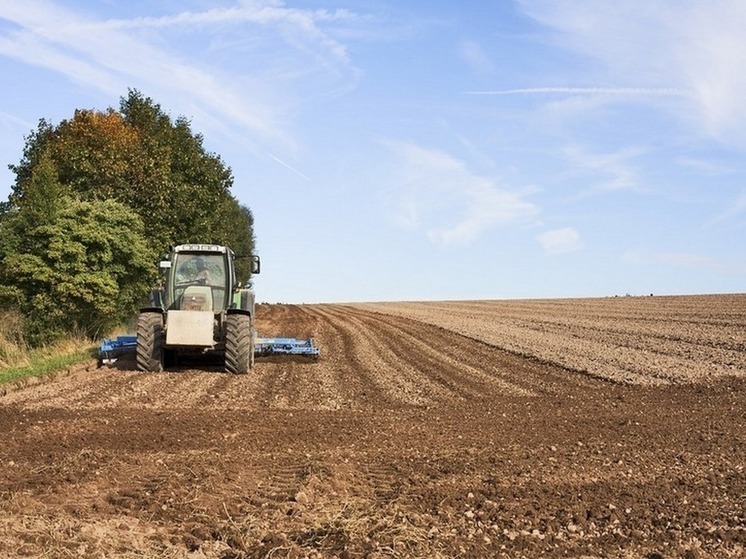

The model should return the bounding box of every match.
[171,252,228,313]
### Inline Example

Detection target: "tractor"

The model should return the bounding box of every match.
[136,243,260,374]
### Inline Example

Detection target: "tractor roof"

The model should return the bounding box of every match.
[173,244,232,255]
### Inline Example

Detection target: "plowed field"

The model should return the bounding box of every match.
[1,295,744,558]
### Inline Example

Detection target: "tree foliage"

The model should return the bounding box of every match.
[1,90,256,344]
[8,90,254,253]
[0,197,155,345]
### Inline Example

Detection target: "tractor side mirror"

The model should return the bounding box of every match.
[251,255,261,275]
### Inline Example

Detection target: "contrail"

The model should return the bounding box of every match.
[267,152,311,181]
[0,110,34,130]
[464,87,688,97]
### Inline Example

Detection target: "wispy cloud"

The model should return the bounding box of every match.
[676,157,734,176]
[537,227,582,254]
[710,190,746,225]
[0,0,361,163]
[459,40,493,75]
[102,3,358,69]
[623,249,745,273]
[386,141,539,246]
[562,144,644,193]
[516,0,746,146]
[465,87,688,97]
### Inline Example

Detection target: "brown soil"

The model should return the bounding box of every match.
[0,297,744,558]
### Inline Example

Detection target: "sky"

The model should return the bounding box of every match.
[0,0,744,303]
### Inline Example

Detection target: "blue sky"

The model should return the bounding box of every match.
[1,1,744,303]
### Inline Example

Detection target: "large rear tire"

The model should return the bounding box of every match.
[225,314,253,374]
[137,312,164,372]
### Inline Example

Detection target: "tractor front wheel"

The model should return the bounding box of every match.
[137,312,164,372]
[225,314,254,374]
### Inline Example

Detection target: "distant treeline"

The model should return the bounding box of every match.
[0,90,255,346]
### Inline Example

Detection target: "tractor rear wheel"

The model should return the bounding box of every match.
[137,312,164,372]
[225,314,254,374]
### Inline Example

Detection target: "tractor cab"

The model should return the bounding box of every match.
[166,247,233,314]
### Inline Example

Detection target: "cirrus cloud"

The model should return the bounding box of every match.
[386,141,540,246]
[537,227,582,254]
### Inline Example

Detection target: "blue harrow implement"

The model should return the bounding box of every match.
[99,334,319,365]
[254,337,320,357]
[98,335,138,366]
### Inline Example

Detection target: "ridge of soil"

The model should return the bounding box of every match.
[0,297,744,558]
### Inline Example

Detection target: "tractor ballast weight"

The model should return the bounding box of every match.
[136,244,260,374]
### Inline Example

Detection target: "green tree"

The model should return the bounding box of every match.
[0,150,66,314]
[0,197,155,345]
[6,89,255,258]
[118,90,250,253]
[218,203,257,283]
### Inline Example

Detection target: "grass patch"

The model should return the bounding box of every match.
[0,347,95,386]
[0,310,97,386]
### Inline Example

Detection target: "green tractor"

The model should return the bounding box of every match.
[137,243,260,374]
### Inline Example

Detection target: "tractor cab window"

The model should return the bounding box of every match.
[172,253,228,312]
